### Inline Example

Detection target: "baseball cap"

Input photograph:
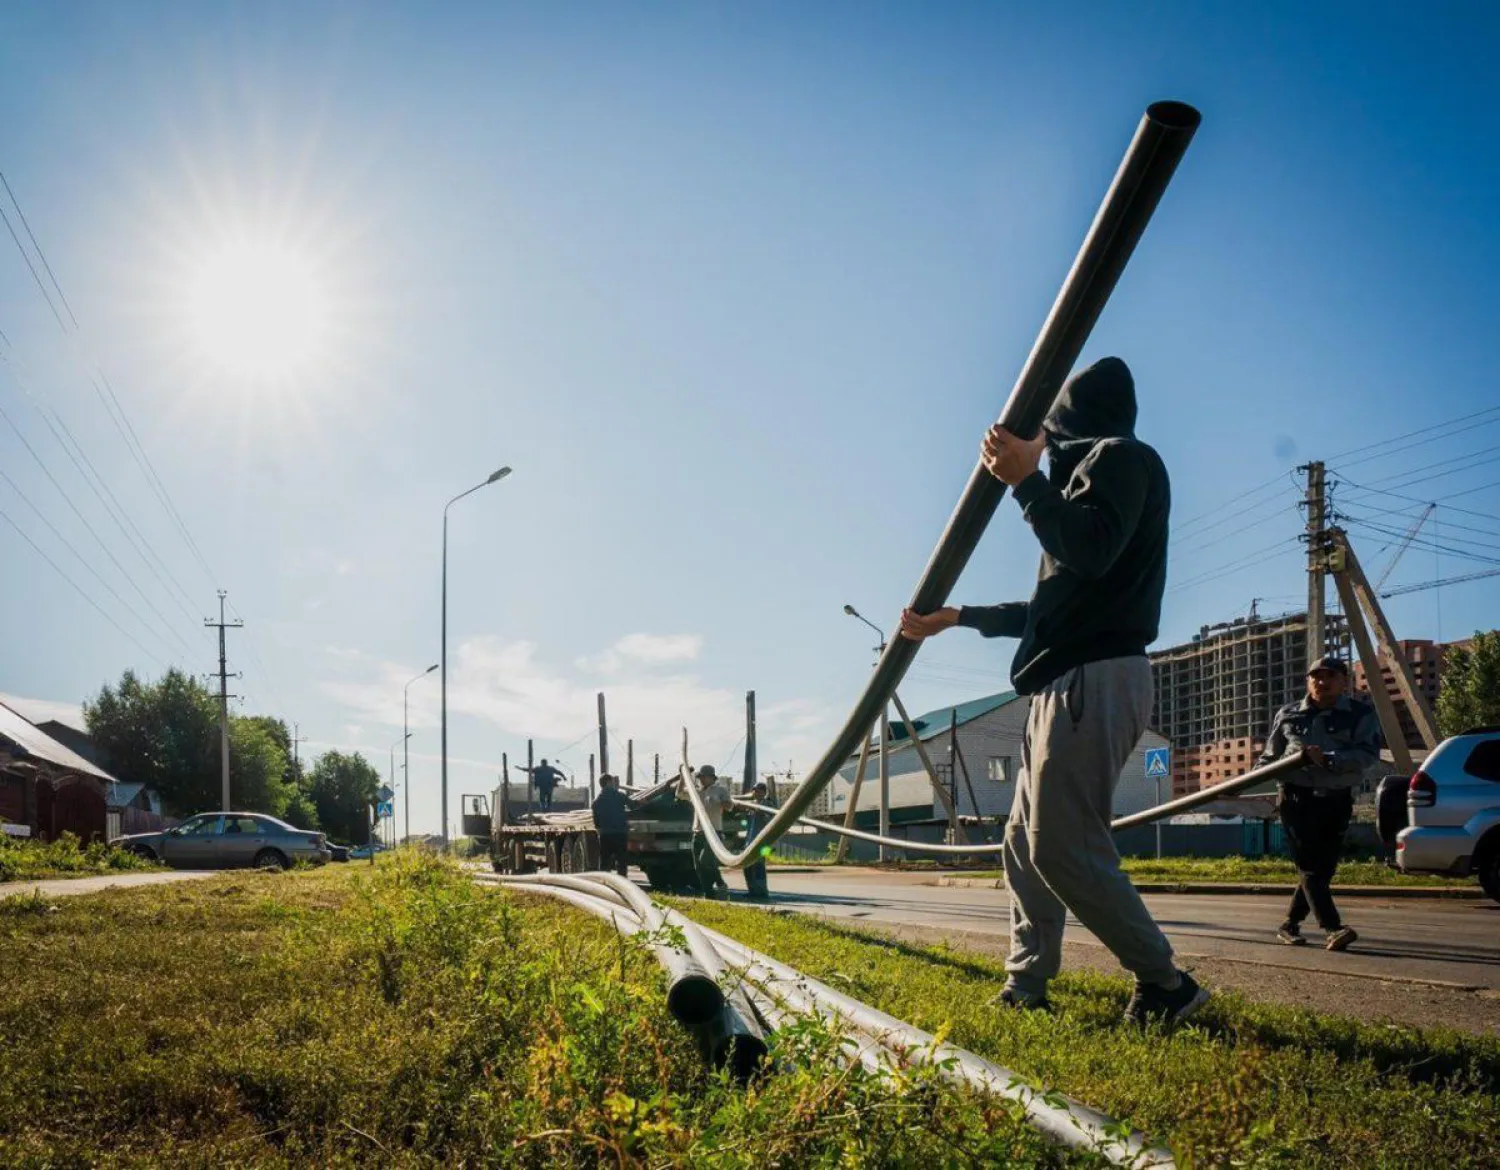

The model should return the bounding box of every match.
[1307,655,1349,676]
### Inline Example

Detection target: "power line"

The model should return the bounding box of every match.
[0,504,164,666]
[1325,404,1500,471]
[0,466,186,657]
[0,172,218,587]
[0,399,197,656]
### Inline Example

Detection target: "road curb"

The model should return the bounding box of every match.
[929,876,1486,899]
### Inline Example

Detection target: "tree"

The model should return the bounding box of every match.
[85,669,220,815]
[1437,631,1500,737]
[306,750,381,844]
[85,669,298,819]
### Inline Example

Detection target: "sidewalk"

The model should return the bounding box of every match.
[0,871,217,900]
[929,875,1485,898]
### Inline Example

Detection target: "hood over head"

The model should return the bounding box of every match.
[1043,357,1137,445]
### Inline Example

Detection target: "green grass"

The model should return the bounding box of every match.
[952,856,1472,888]
[679,900,1500,1168]
[0,853,1076,1167]
[0,830,163,882]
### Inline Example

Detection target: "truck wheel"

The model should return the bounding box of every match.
[511,839,534,874]
[570,835,591,873]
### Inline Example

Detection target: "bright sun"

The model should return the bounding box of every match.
[184,239,330,381]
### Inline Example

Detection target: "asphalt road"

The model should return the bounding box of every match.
[755,868,1500,992]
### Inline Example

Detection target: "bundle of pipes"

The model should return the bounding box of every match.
[481,870,1175,1168]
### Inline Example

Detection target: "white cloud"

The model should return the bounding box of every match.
[319,634,834,784]
[576,632,704,675]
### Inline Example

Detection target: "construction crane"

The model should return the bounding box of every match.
[1380,566,1500,599]
[1374,503,1436,591]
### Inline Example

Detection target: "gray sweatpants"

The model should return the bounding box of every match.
[1003,656,1177,998]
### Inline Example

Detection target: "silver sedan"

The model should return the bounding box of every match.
[112,812,331,870]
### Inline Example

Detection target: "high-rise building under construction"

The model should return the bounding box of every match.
[1149,608,1351,796]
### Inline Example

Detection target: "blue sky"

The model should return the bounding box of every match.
[2,1,1498,833]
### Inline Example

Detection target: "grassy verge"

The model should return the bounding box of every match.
[950,856,1471,887]
[0,853,1075,1166]
[0,830,163,882]
[679,900,1500,1167]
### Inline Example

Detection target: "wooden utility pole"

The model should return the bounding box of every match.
[588,753,595,802]
[889,693,965,842]
[1337,532,1440,749]
[1329,551,1414,773]
[834,722,875,864]
[204,592,243,812]
[626,739,634,788]
[500,753,509,826]
[1303,461,1328,671]
[526,739,535,813]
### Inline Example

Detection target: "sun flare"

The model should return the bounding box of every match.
[184,239,330,381]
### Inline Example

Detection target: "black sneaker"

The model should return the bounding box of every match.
[1324,926,1358,952]
[996,987,1052,1013]
[1122,971,1210,1027]
[1276,925,1308,946]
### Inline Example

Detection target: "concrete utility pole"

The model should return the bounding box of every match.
[743,691,756,795]
[526,739,535,813]
[627,738,634,789]
[596,693,610,775]
[204,592,243,812]
[834,728,874,864]
[292,722,306,778]
[1303,461,1327,670]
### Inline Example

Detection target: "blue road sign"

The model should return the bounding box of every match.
[376,800,394,818]
[1144,747,1170,778]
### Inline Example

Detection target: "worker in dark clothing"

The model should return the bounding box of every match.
[1260,656,1380,951]
[900,357,1206,1026]
[741,779,774,900]
[591,773,630,877]
[524,759,565,811]
[677,765,731,898]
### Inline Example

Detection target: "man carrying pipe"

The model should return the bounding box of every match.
[1260,656,1379,952]
[900,357,1207,1026]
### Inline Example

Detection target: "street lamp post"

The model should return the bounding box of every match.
[404,663,438,845]
[843,605,890,863]
[442,467,512,848]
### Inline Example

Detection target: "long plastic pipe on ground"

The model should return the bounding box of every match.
[700,924,1174,1168]
[488,872,1170,1167]
[721,749,1308,858]
[675,100,1201,871]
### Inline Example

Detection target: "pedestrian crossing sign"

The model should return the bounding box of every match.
[1144,748,1169,778]
[376,800,394,818]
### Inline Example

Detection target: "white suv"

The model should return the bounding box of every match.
[1377,728,1500,903]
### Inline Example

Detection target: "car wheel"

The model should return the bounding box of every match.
[1475,835,1500,904]
[132,846,157,862]
[253,848,288,872]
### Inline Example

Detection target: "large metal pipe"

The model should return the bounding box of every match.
[679,100,1203,868]
[723,748,1306,858]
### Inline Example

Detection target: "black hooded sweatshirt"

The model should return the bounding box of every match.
[957,357,1169,694]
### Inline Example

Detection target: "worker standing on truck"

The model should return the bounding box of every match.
[900,357,1208,1025]
[1260,656,1379,952]
[524,759,565,811]
[679,764,730,897]
[592,773,630,877]
[742,779,774,900]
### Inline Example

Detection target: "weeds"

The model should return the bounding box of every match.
[0,830,163,882]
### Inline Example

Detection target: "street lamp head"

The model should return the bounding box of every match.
[842,604,858,617]
[424,663,439,674]
[487,466,512,484]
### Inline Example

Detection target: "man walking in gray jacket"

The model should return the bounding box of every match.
[901,357,1205,1025]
